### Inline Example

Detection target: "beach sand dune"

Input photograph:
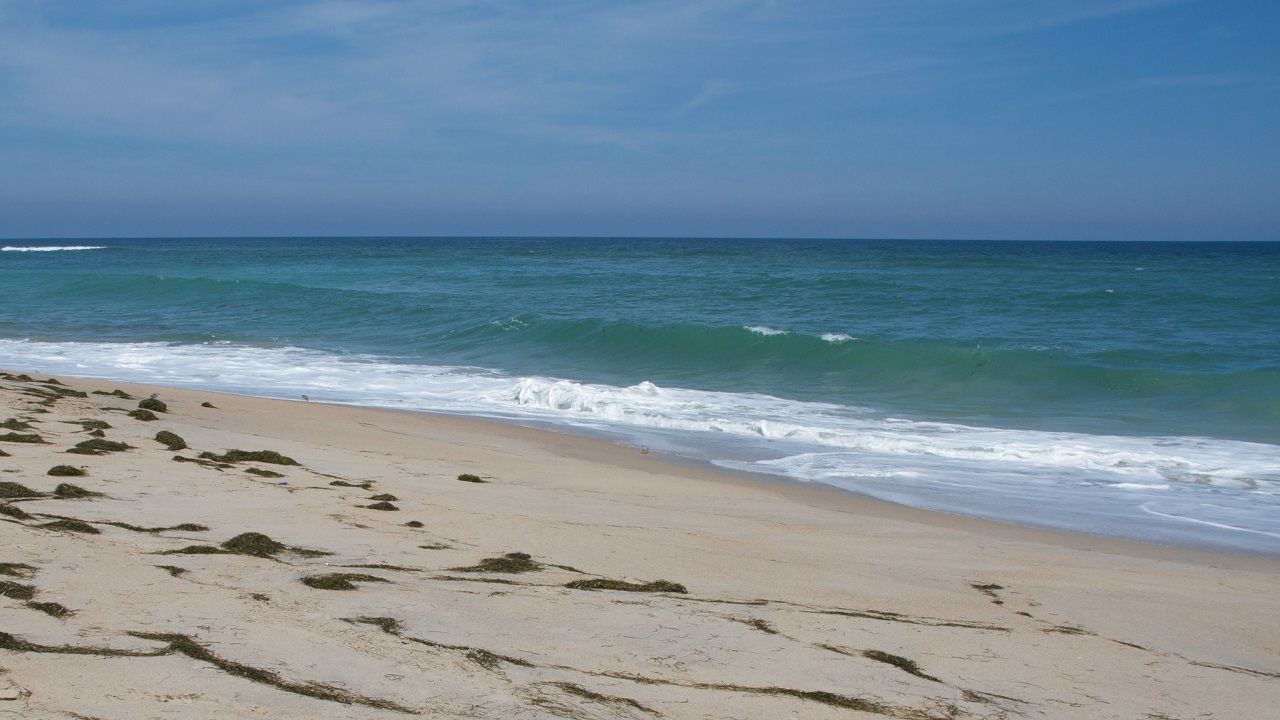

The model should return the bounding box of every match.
[0,371,1276,719]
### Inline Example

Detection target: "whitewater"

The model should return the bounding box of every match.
[2,237,1277,553]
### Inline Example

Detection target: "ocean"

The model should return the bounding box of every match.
[2,238,1278,553]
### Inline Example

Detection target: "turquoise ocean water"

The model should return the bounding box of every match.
[2,238,1278,553]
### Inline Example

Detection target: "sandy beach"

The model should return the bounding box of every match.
[1,370,1277,719]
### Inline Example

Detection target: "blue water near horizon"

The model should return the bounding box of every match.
[2,237,1278,554]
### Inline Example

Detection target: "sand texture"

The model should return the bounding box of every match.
[0,371,1277,719]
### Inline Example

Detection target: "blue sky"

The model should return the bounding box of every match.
[0,0,1276,240]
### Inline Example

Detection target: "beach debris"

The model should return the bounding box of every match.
[0,432,44,444]
[47,465,87,477]
[65,418,111,431]
[0,418,34,431]
[0,563,36,578]
[156,565,188,577]
[128,409,159,421]
[0,482,45,499]
[245,467,283,478]
[154,430,187,451]
[37,519,101,534]
[67,439,132,455]
[222,532,288,557]
[565,578,687,594]
[404,520,424,528]
[0,448,8,457]
[53,483,103,499]
[0,581,36,600]
[26,601,71,618]
[548,682,660,716]
[369,493,398,501]
[125,631,416,712]
[456,473,485,483]
[0,504,33,520]
[364,501,399,511]
[329,479,373,489]
[861,650,942,682]
[160,532,329,558]
[173,455,232,470]
[199,449,298,465]
[102,521,208,534]
[970,582,1005,604]
[92,389,134,399]
[300,573,389,591]
[138,398,168,413]
[200,401,216,408]
[450,552,541,574]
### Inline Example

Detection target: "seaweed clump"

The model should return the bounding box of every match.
[244,467,283,478]
[161,532,329,559]
[199,449,298,466]
[451,552,541,574]
[154,430,187,451]
[364,501,399,511]
[0,482,45,499]
[92,389,134,399]
[126,632,415,712]
[37,519,100,534]
[138,398,168,413]
[566,578,687,594]
[330,480,373,489]
[456,473,485,483]
[369,493,398,501]
[0,432,44,444]
[200,401,217,408]
[67,439,132,455]
[550,682,660,716]
[220,532,287,558]
[48,465,87,477]
[53,483,103,499]
[0,581,36,600]
[404,520,424,528]
[128,409,159,421]
[0,563,36,577]
[301,573,389,591]
[861,650,941,682]
[0,504,33,520]
[26,601,71,618]
[1,418,34,431]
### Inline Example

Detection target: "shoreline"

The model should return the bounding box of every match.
[19,370,1280,569]
[2,369,1277,718]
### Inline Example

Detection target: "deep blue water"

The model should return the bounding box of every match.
[3,238,1278,553]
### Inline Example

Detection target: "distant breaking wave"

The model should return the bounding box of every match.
[2,245,107,252]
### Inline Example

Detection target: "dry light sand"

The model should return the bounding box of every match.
[0,370,1277,719]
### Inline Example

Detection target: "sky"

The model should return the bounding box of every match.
[0,0,1277,240]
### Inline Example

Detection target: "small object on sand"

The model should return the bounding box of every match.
[149,393,158,399]
[640,445,650,454]
[302,394,309,402]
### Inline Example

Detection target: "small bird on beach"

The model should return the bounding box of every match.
[640,445,649,454]
[301,394,310,402]
[149,393,158,399]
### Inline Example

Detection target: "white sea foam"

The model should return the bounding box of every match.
[2,245,107,252]
[2,338,1277,552]
[820,333,856,343]
[743,325,787,336]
